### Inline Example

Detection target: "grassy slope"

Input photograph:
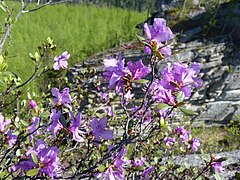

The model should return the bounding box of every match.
[1,2,146,93]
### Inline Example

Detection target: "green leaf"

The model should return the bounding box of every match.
[26,168,39,176]
[136,34,145,44]
[214,157,227,162]
[31,153,38,164]
[16,149,21,157]
[0,4,6,12]
[177,91,185,102]
[179,107,198,116]
[0,54,3,64]
[133,79,149,84]
[156,103,171,110]
[201,154,210,162]
[98,165,105,172]
[20,120,29,127]
[213,172,223,180]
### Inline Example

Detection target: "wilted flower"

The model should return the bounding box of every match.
[143,18,173,57]
[0,113,11,132]
[12,139,60,177]
[90,117,113,143]
[53,51,70,70]
[51,87,72,107]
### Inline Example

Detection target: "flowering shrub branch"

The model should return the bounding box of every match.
[0,13,227,180]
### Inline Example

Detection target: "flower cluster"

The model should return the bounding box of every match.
[1,17,226,180]
[12,139,60,177]
[103,54,151,95]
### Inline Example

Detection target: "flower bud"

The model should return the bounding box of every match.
[29,100,38,109]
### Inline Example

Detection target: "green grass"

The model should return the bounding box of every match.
[0,2,147,93]
[191,124,240,153]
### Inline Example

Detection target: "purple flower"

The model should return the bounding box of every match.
[124,90,134,104]
[133,157,146,167]
[103,54,127,94]
[160,62,203,99]
[97,146,130,179]
[190,138,200,151]
[98,92,109,102]
[68,112,84,142]
[142,166,154,179]
[131,106,152,124]
[7,130,17,148]
[90,117,113,143]
[148,79,176,105]
[28,117,40,142]
[29,100,38,109]
[106,106,114,117]
[51,87,72,106]
[144,18,173,57]
[211,160,223,173]
[53,51,70,70]
[0,113,11,132]
[48,110,62,140]
[127,59,151,81]
[12,139,60,177]
[163,137,176,146]
[175,126,190,143]
[103,55,150,94]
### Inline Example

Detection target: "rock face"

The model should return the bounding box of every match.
[68,1,240,127]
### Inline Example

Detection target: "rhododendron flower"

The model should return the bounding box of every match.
[98,92,109,102]
[29,99,38,109]
[103,54,150,94]
[28,117,40,142]
[131,106,152,124]
[12,139,60,177]
[175,126,190,143]
[133,157,146,167]
[211,157,224,173]
[51,87,72,106]
[163,137,176,146]
[103,53,127,94]
[96,146,130,179]
[90,117,113,142]
[142,166,154,179]
[127,59,151,81]
[190,138,200,151]
[7,130,17,148]
[124,90,134,104]
[106,106,114,117]
[0,113,11,132]
[144,18,173,57]
[68,112,84,142]
[160,62,203,99]
[53,51,70,70]
[48,110,62,140]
